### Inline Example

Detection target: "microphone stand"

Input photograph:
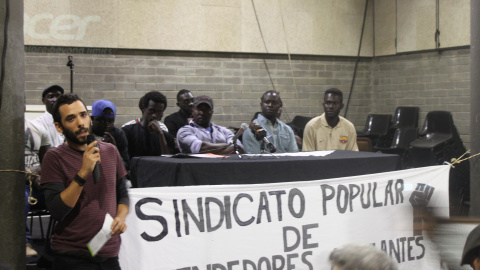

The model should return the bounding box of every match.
[255,132,279,158]
[231,138,242,158]
[260,141,267,154]
[66,56,74,93]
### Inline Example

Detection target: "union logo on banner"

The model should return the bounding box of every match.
[339,136,348,143]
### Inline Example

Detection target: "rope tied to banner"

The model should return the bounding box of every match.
[449,150,480,168]
[0,169,39,205]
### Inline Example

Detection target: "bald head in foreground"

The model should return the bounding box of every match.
[329,243,398,270]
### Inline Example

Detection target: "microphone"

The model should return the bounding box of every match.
[86,134,100,184]
[249,122,267,141]
[262,137,276,153]
[230,123,248,144]
[249,122,276,153]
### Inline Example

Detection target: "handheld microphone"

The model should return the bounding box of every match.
[86,134,100,184]
[230,123,248,144]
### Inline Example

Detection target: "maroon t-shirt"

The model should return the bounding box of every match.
[42,142,127,257]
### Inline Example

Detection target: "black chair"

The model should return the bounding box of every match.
[289,115,313,139]
[360,114,392,136]
[374,128,418,162]
[392,107,419,129]
[412,111,456,149]
[358,114,392,147]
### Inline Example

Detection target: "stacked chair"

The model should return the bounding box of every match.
[358,114,392,147]
[374,107,420,160]
[404,111,470,216]
[358,108,469,215]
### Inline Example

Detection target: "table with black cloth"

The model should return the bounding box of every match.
[129,150,402,188]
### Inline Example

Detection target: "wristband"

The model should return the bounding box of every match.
[73,174,86,186]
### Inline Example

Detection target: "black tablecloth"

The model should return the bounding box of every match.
[130,150,402,188]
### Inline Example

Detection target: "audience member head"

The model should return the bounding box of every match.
[329,243,398,270]
[176,89,194,117]
[323,88,344,122]
[192,95,214,128]
[260,90,282,123]
[42,85,64,114]
[462,225,480,269]
[91,100,117,136]
[140,91,168,128]
[52,93,90,148]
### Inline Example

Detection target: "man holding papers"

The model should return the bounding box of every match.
[41,93,129,269]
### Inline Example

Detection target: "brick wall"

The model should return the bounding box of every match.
[24,46,471,148]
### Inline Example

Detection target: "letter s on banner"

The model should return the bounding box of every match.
[135,198,168,241]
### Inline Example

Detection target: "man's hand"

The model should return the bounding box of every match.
[111,204,129,235]
[103,132,116,146]
[148,120,162,134]
[111,216,127,236]
[78,140,100,179]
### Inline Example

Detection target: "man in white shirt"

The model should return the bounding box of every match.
[31,85,65,147]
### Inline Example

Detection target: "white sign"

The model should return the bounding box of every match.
[119,165,450,270]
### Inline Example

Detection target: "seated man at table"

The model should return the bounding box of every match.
[242,90,298,154]
[122,91,175,160]
[177,95,244,154]
[302,88,358,151]
[164,89,194,138]
[121,95,169,133]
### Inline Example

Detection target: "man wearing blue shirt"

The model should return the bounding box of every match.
[242,90,299,154]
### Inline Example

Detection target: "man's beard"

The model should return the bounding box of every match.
[62,125,90,146]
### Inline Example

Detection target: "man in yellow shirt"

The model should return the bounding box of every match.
[302,88,358,151]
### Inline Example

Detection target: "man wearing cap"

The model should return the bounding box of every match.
[91,100,130,170]
[31,85,65,147]
[122,91,175,160]
[177,95,244,154]
[461,225,480,269]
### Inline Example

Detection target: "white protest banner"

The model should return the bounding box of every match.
[119,165,450,270]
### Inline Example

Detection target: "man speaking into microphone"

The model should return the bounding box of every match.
[242,90,299,154]
[41,94,129,269]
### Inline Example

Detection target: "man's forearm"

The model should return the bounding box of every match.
[60,176,85,208]
[116,203,129,219]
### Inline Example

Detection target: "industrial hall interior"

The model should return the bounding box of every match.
[2,0,480,270]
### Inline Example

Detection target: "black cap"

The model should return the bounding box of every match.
[193,95,213,109]
[42,85,64,98]
[461,225,480,265]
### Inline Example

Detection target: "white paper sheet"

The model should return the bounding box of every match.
[87,213,114,256]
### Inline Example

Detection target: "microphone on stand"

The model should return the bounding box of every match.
[230,123,248,145]
[262,137,276,153]
[86,134,100,184]
[249,122,276,153]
